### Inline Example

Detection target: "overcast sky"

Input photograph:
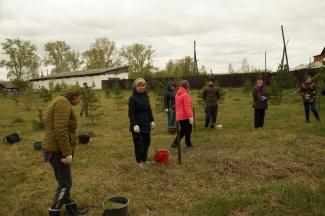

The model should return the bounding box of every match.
[0,0,324,80]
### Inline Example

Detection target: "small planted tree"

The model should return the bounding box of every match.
[268,80,282,104]
[87,89,104,125]
[154,80,165,111]
[37,86,52,103]
[269,64,294,104]
[242,79,252,96]
[217,83,226,103]
[91,81,96,88]
[11,90,19,105]
[32,109,45,130]
[111,81,125,110]
[48,81,54,91]
[104,87,111,99]
[196,90,204,107]
[316,60,325,109]
[60,81,68,90]
[23,84,34,111]
[54,83,61,92]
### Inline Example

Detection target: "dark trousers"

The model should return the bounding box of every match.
[167,109,176,133]
[132,132,151,163]
[173,120,192,147]
[49,152,73,210]
[80,101,89,116]
[205,106,218,127]
[304,101,320,121]
[254,109,265,128]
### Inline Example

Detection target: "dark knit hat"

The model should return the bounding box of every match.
[65,85,83,96]
[208,77,215,83]
[62,85,83,102]
[180,80,190,89]
[304,75,312,82]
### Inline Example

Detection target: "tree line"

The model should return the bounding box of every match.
[0,37,208,85]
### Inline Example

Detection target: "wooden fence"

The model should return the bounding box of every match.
[102,68,319,90]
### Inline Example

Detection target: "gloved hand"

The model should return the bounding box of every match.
[61,155,73,164]
[165,109,168,112]
[151,121,155,129]
[259,96,267,101]
[134,125,140,133]
[189,117,194,125]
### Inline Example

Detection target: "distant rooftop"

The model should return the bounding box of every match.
[0,81,16,89]
[30,66,128,81]
[314,46,325,57]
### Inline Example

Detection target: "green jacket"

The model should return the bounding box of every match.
[202,85,221,107]
[43,95,77,156]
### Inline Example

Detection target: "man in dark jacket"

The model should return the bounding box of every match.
[80,83,90,117]
[202,78,221,128]
[128,78,155,166]
[300,75,320,122]
[164,82,176,133]
[43,85,88,216]
[252,80,268,128]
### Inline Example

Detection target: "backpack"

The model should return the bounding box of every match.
[3,133,21,144]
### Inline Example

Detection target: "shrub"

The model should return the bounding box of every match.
[32,109,44,131]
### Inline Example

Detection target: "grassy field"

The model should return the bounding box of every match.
[0,88,324,216]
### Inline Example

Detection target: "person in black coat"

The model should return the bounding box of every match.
[128,78,155,166]
[164,82,176,133]
[252,79,268,128]
[300,75,320,122]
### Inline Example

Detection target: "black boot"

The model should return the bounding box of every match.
[49,208,61,216]
[171,142,177,148]
[65,200,88,215]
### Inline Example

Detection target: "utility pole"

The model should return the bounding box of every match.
[194,40,199,76]
[309,57,312,69]
[265,51,267,72]
[281,25,290,70]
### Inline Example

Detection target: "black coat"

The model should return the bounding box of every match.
[128,91,154,133]
[300,83,317,102]
[164,88,176,110]
[252,86,268,109]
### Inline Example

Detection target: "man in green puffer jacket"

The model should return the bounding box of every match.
[202,78,221,128]
[43,85,88,216]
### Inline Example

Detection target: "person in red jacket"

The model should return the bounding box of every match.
[171,80,194,148]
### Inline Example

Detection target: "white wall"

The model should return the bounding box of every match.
[32,72,128,90]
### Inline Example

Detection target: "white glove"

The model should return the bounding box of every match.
[61,155,73,164]
[134,125,140,133]
[151,121,155,129]
[66,155,73,163]
[165,109,169,112]
[189,117,194,125]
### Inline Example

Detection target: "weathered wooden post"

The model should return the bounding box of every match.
[176,121,182,164]
[193,107,196,132]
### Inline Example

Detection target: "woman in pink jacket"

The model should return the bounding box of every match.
[171,80,194,148]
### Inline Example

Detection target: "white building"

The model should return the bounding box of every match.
[30,66,128,89]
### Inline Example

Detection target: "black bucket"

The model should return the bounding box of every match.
[102,196,128,216]
[3,133,21,144]
[78,134,90,144]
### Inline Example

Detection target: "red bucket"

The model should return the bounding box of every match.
[154,150,169,165]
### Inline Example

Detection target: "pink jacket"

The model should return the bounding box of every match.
[175,86,193,121]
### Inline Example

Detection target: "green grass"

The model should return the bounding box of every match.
[0,88,324,216]
[193,181,325,216]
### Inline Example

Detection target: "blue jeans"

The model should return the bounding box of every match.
[167,109,176,133]
[205,106,218,128]
[303,100,320,121]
